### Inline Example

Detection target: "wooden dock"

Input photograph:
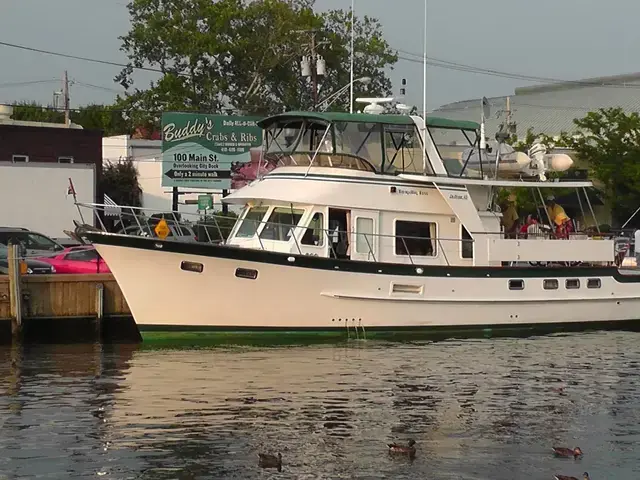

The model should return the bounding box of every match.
[0,272,140,344]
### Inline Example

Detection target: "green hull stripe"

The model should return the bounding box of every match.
[137,320,640,348]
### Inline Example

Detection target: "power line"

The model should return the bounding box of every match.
[0,40,163,74]
[0,79,59,88]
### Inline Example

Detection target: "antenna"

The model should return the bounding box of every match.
[349,0,355,113]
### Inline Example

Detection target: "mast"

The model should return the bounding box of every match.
[349,0,355,113]
[422,0,427,173]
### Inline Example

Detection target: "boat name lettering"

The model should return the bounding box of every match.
[448,193,469,200]
[393,188,428,196]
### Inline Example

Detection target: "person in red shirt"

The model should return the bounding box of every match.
[519,214,539,238]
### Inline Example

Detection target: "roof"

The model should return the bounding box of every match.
[258,111,479,130]
[431,71,640,139]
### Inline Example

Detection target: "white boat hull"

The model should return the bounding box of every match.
[93,237,640,332]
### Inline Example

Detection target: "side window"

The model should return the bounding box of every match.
[65,249,99,262]
[395,220,436,257]
[461,225,473,259]
[301,212,324,246]
[26,233,63,251]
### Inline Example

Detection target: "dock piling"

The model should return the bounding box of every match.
[95,283,104,340]
[7,243,23,338]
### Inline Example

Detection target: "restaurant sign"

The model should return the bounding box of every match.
[161,113,263,190]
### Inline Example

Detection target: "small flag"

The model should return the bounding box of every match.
[67,178,76,196]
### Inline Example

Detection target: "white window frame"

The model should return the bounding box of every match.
[58,156,74,164]
[12,154,29,163]
[393,219,438,258]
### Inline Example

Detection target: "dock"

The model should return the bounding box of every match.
[0,272,140,344]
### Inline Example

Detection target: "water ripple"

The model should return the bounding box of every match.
[0,333,639,478]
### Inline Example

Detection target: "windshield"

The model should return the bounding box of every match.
[428,127,479,177]
[235,206,269,238]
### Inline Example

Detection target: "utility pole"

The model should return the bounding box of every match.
[63,70,70,127]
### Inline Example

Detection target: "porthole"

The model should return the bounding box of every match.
[565,278,580,289]
[543,279,558,290]
[235,268,258,280]
[509,279,524,290]
[587,278,601,289]
[180,261,204,273]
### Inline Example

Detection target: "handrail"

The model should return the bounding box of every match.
[73,202,617,267]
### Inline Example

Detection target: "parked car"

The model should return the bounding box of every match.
[0,243,56,275]
[34,245,110,274]
[0,227,65,258]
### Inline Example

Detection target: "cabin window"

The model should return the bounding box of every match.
[565,279,580,289]
[509,279,524,290]
[543,279,559,290]
[333,122,383,171]
[235,267,258,280]
[301,212,324,246]
[259,207,304,241]
[355,217,374,254]
[58,156,74,164]
[180,261,204,273]
[587,278,601,289]
[235,206,269,238]
[394,220,436,257]
[461,226,473,259]
[12,154,28,163]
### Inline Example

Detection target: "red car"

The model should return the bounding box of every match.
[35,245,111,274]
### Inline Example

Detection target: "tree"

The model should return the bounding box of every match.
[568,107,640,226]
[115,0,397,127]
[100,158,143,207]
[10,101,132,136]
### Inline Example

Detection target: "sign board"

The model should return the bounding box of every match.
[154,219,170,239]
[161,113,263,190]
[198,194,213,211]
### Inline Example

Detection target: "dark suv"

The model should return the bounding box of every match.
[0,227,65,258]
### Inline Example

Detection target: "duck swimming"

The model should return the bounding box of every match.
[258,452,282,472]
[554,472,589,480]
[553,447,583,459]
[387,439,416,457]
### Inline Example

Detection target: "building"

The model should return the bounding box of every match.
[0,105,102,239]
[430,73,640,228]
[432,72,640,140]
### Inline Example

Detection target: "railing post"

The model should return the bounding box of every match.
[7,243,23,340]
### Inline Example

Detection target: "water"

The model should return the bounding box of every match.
[0,332,639,479]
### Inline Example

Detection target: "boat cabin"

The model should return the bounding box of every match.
[219,110,615,268]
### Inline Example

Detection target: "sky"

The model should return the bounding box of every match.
[2,0,640,115]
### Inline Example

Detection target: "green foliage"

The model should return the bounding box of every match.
[100,158,143,207]
[568,107,640,225]
[11,101,132,136]
[114,0,397,127]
